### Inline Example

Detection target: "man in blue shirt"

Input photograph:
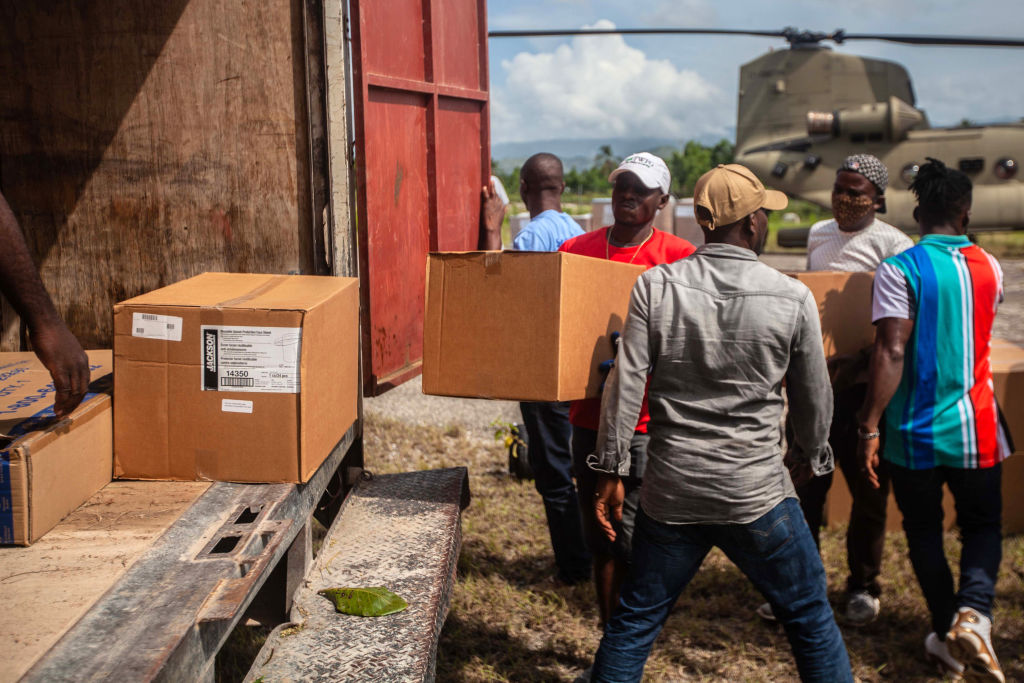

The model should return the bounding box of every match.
[482,153,589,583]
[512,153,584,252]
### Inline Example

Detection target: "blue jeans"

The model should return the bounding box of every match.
[889,462,1002,637]
[520,401,592,583]
[592,499,852,683]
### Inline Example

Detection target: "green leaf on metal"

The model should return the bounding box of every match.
[317,586,408,617]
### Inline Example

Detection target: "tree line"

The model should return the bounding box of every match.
[493,139,735,200]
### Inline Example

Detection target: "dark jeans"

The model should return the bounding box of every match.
[592,500,852,683]
[520,401,592,583]
[796,384,889,596]
[889,462,1003,637]
[571,426,648,564]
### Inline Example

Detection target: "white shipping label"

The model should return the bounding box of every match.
[132,313,183,341]
[221,399,254,413]
[200,325,302,393]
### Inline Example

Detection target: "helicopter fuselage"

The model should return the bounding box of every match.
[734,47,1024,231]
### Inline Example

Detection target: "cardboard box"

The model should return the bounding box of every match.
[825,339,1024,534]
[824,466,957,533]
[1,350,113,545]
[423,251,645,401]
[114,273,358,483]
[992,339,1024,534]
[788,271,876,357]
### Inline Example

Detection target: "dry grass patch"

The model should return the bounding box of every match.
[366,416,1024,682]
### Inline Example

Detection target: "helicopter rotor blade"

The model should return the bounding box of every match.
[487,26,1024,49]
[487,28,786,39]
[837,32,1024,48]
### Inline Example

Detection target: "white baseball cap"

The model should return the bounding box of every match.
[608,152,671,194]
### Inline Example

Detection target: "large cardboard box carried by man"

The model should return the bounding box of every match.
[1,350,113,546]
[423,251,645,402]
[795,272,1024,534]
[787,271,876,357]
[992,339,1024,534]
[114,273,359,483]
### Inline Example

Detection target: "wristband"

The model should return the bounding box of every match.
[857,427,880,440]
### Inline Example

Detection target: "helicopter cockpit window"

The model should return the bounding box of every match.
[995,158,1018,180]
[958,158,984,174]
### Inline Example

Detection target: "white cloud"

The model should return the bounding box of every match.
[490,20,732,143]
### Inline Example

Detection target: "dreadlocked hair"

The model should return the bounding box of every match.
[909,157,972,225]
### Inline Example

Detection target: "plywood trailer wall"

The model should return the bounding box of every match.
[0,0,345,349]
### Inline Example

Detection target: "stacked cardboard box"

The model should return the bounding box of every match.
[793,272,1024,534]
[423,251,645,401]
[114,273,359,483]
[992,339,1024,534]
[1,350,113,545]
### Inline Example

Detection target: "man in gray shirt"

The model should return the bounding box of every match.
[586,165,851,682]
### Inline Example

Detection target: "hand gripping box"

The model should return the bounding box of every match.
[1,350,113,546]
[113,273,359,483]
[423,252,645,401]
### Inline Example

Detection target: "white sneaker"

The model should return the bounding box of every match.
[924,632,964,680]
[945,607,1005,683]
[844,590,880,626]
[756,601,777,622]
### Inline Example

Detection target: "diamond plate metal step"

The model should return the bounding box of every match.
[245,467,470,682]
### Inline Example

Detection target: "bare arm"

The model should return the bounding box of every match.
[857,317,914,488]
[0,192,89,417]
[479,180,506,250]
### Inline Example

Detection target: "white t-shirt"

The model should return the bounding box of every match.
[806,217,914,272]
[871,261,915,321]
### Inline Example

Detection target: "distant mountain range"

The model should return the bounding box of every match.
[492,132,735,173]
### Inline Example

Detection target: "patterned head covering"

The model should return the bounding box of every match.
[838,154,888,194]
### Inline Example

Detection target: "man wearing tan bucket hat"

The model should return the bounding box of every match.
[584,165,851,682]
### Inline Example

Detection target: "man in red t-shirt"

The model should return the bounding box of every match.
[559,152,695,624]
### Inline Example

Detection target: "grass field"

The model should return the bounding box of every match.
[365,417,1024,683]
[215,416,1023,682]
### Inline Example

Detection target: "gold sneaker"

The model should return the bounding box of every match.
[945,607,1004,683]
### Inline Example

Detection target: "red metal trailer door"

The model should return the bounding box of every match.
[350,0,490,395]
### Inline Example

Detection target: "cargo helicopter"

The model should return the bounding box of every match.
[489,27,1024,239]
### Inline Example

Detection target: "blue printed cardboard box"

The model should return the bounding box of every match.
[0,350,113,545]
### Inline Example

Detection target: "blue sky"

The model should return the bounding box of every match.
[486,0,1024,144]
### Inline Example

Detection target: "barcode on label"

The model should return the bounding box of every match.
[167,324,176,330]
[136,327,145,334]
[220,377,255,387]
[141,314,158,321]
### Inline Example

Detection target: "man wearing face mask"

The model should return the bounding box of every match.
[763,155,914,627]
[806,154,913,272]
[559,152,695,626]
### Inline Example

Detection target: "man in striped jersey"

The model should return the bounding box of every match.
[859,158,1012,682]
